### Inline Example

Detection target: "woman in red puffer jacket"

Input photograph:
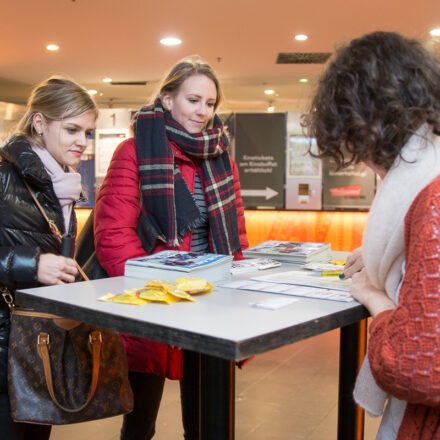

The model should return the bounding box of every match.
[95,56,248,440]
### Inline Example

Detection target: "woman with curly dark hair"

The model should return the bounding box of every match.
[304,31,440,439]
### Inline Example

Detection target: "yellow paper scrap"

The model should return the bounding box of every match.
[166,288,197,302]
[110,294,149,305]
[144,280,173,289]
[175,278,213,295]
[98,293,116,302]
[138,288,179,304]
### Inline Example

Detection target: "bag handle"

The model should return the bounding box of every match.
[22,180,89,281]
[36,330,102,413]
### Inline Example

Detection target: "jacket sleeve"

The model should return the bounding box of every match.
[0,170,40,289]
[0,246,40,289]
[94,138,147,277]
[231,158,249,253]
[368,181,440,406]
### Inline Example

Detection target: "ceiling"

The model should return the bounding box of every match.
[1,0,440,113]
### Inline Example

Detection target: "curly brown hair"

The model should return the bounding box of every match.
[303,31,440,170]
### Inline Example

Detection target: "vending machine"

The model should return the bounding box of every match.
[285,135,322,210]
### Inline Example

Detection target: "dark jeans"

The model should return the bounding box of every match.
[121,350,200,440]
[0,392,52,440]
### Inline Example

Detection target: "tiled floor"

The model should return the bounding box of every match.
[52,329,381,439]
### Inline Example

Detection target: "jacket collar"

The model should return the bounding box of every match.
[1,136,53,190]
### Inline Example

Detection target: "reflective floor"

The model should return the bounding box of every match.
[52,329,381,440]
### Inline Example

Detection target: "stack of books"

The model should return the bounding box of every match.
[124,250,233,284]
[243,240,332,264]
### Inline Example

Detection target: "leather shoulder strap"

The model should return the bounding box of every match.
[22,180,89,281]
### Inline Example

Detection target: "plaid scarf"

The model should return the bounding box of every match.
[134,98,241,255]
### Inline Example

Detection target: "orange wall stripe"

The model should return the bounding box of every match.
[75,208,368,253]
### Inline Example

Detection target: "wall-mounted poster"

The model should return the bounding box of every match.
[230,113,286,210]
[322,160,376,210]
[95,129,129,177]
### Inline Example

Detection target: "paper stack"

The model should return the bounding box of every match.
[125,250,233,284]
[242,240,332,264]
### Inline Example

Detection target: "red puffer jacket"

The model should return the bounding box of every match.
[95,137,248,379]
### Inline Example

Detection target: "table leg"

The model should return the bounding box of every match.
[200,353,235,440]
[338,319,367,440]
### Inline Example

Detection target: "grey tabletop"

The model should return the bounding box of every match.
[15,265,368,361]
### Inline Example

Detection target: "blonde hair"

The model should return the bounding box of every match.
[15,76,98,145]
[156,56,223,112]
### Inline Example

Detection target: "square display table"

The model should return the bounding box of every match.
[16,267,369,439]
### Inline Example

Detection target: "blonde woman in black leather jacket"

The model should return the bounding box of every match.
[0,76,97,440]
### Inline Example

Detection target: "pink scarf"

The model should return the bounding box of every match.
[31,145,82,232]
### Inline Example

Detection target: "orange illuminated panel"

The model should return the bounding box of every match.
[75,208,368,253]
[244,210,368,252]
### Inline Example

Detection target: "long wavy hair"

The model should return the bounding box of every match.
[303,31,440,170]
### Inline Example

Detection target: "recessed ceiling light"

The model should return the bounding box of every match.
[102,77,112,83]
[264,89,275,95]
[430,28,440,37]
[46,44,59,51]
[87,90,97,95]
[294,34,308,41]
[299,78,309,83]
[160,37,182,46]
[267,105,275,113]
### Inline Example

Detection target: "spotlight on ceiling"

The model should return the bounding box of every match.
[46,44,59,51]
[160,37,182,46]
[294,34,308,41]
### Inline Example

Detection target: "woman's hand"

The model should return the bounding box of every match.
[341,247,364,279]
[37,253,78,285]
[350,268,395,317]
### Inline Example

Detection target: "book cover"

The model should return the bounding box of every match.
[243,241,330,257]
[231,258,281,274]
[126,251,232,273]
[243,241,331,264]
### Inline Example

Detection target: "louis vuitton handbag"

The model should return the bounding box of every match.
[3,182,133,424]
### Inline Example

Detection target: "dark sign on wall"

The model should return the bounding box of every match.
[322,161,376,210]
[226,113,286,209]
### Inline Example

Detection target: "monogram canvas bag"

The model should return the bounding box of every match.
[5,302,133,424]
[3,181,133,424]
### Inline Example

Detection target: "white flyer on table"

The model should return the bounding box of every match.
[251,270,351,292]
[219,279,354,302]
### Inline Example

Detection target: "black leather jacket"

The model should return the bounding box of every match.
[0,136,77,390]
[0,136,77,290]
